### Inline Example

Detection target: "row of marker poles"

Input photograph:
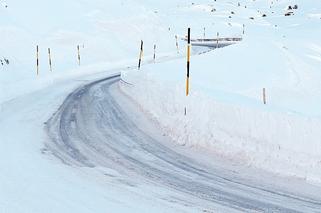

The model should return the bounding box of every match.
[138,34,181,69]
[138,40,143,70]
[36,45,81,75]
[185,28,191,115]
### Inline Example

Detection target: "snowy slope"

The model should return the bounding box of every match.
[0,0,176,104]
[121,0,321,183]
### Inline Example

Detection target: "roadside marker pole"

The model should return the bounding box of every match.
[48,48,52,72]
[242,24,245,35]
[203,27,206,39]
[263,88,267,104]
[77,45,81,66]
[216,32,219,49]
[138,40,143,69]
[175,35,179,54]
[153,44,156,62]
[185,28,191,115]
[186,28,191,96]
[36,45,39,76]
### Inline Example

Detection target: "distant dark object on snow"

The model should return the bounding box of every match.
[287,5,298,11]
[285,11,294,16]
[1,58,10,66]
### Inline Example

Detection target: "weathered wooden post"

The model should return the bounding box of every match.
[203,27,206,39]
[77,45,81,66]
[216,32,219,49]
[263,88,267,104]
[175,35,179,54]
[36,45,39,76]
[48,48,52,72]
[138,40,143,69]
[153,44,156,62]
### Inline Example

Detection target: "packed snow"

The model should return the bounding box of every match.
[121,0,321,183]
[1,0,321,212]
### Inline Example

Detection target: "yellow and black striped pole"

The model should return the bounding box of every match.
[77,45,81,66]
[138,40,143,70]
[48,48,52,72]
[36,45,39,76]
[186,28,191,96]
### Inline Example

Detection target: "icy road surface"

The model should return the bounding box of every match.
[46,74,321,212]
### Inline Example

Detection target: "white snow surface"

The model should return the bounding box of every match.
[1,0,321,212]
[121,0,321,183]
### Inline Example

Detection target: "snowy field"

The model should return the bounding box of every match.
[1,0,321,212]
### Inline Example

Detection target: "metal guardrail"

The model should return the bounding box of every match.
[182,37,242,42]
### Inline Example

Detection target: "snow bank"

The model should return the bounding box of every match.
[120,67,321,183]
[120,0,321,183]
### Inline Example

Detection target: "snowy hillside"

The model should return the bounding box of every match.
[1,0,321,212]
[121,0,321,182]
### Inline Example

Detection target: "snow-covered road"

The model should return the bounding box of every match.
[46,74,321,212]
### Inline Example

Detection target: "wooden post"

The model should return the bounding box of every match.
[153,44,156,62]
[138,40,143,70]
[263,88,267,104]
[203,27,206,39]
[242,24,245,35]
[48,48,52,72]
[36,45,39,76]
[216,32,219,49]
[77,45,81,66]
[175,35,179,54]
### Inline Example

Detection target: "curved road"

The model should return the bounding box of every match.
[46,74,321,212]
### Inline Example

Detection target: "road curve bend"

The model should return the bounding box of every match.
[46,74,321,212]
